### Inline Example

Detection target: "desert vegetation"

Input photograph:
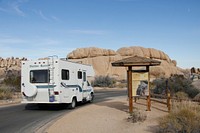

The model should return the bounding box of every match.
[152,75,199,99]
[154,75,200,133]
[91,75,116,88]
[0,71,21,100]
[158,101,200,133]
[127,109,147,123]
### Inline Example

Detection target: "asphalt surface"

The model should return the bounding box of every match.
[0,90,126,133]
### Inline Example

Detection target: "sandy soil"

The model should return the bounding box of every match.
[46,93,168,133]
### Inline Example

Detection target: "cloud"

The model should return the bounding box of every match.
[69,29,107,35]
[0,45,74,59]
[51,16,61,22]
[0,0,27,16]
[0,36,73,59]
[37,10,50,21]
[33,10,61,22]
[0,36,27,45]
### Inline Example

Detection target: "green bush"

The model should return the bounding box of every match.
[91,75,116,88]
[158,101,200,133]
[152,75,199,98]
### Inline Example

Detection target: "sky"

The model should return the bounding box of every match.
[0,0,199,68]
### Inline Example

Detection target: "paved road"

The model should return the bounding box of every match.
[0,90,126,133]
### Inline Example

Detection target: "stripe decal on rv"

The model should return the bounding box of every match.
[61,83,92,93]
[36,85,56,88]
[66,85,83,92]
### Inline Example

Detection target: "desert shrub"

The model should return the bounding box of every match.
[175,91,188,100]
[2,73,21,92]
[152,78,166,94]
[0,86,13,100]
[116,80,127,88]
[158,101,200,133]
[127,109,147,123]
[193,93,200,102]
[116,82,127,88]
[152,75,199,98]
[91,75,116,88]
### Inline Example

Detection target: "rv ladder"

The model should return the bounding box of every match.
[47,55,58,100]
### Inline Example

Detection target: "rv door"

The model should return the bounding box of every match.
[82,71,88,98]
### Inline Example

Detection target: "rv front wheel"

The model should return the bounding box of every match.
[89,93,94,103]
[69,97,76,109]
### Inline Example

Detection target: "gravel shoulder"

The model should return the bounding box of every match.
[46,91,168,133]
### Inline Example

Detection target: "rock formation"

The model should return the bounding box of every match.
[0,57,27,78]
[67,46,183,79]
[191,67,200,74]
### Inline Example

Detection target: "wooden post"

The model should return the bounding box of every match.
[167,92,171,112]
[128,66,133,113]
[166,79,171,112]
[166,79,169,106]
[147,66,151,111]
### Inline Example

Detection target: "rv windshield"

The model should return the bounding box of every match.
[30,70,49,83]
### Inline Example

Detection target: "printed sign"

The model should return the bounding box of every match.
[132,72,149,96]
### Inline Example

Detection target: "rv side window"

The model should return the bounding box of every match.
[83,72,86,82]
[30,70,49,83]
[78,71,82,79]
[62,69,69,80]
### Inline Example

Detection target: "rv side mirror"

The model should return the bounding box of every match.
[87,81,91,86]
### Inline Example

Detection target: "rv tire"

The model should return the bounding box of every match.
[89,93,94,103]
[69,97,76,109]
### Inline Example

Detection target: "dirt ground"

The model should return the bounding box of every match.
[46,90,168,133]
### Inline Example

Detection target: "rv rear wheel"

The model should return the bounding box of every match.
[69,97,76,109]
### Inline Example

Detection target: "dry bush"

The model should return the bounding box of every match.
[127,109,147,123]
[193,93,200,102]
[2,73,21,92]
[158,101,200,133]
[116,80,127,88]
[91,75,116,88]
[116,83,127,88]
[175,91,188,100]
[0,85,13,100]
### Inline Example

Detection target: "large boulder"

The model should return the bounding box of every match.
[67,47,183,79]
[67,47,117,59]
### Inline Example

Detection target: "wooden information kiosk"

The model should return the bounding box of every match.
[112,56,161,113]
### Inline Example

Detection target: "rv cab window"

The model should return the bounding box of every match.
[62,69,69,80]
[78,71,82,79]
[30,70,49,83]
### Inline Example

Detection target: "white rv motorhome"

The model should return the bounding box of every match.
[21,56,95,108]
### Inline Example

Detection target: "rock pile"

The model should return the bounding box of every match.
[67,46,183,79]
[191,67,200,75]
[0,57,27,78]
